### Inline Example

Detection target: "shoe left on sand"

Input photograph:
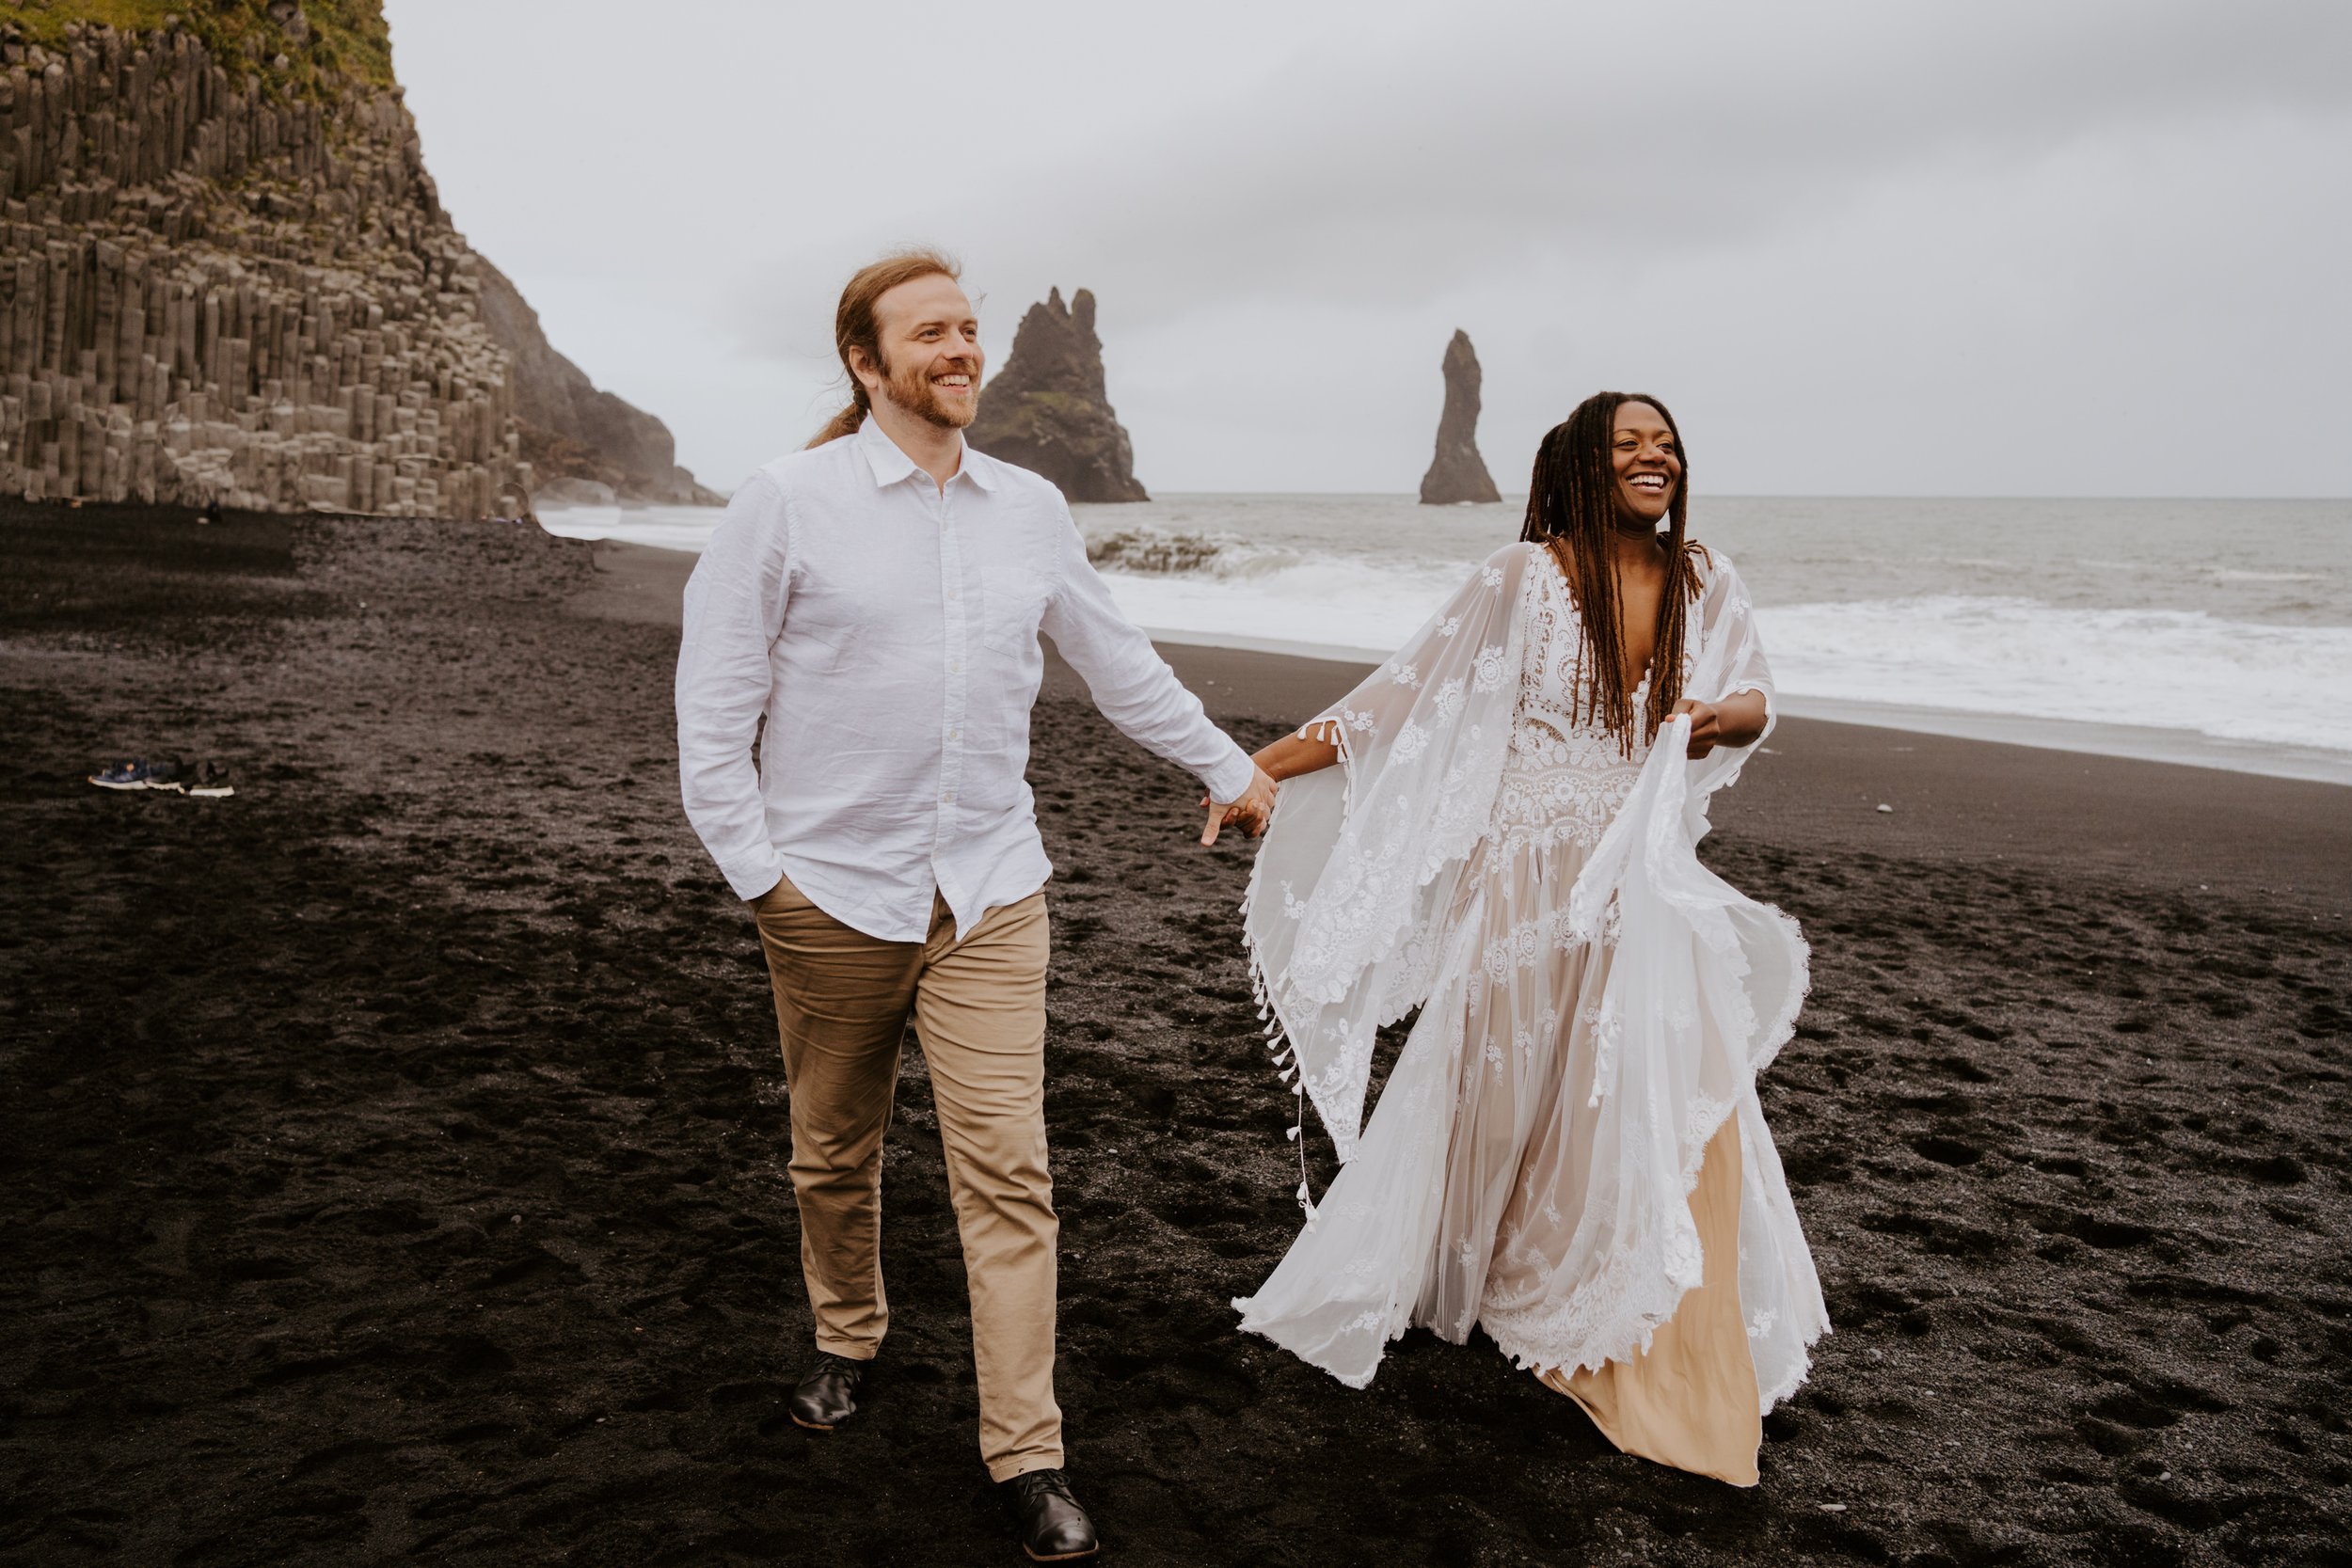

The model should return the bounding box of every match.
[186,760,235,798]
[87,761,174,789]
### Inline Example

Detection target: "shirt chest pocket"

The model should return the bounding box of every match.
[977,563,1050,655]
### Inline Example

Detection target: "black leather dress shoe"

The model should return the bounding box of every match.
[787,1352,868,1432]
[1003,1467,1098,1561]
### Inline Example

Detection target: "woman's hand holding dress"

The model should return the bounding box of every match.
[1672,689,1769,758]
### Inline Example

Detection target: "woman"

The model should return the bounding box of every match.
[1229,392,1827,1485]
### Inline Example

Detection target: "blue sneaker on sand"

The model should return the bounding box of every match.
[87,759,184,792]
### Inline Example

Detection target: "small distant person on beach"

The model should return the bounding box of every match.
[674,248,1277,1560]
[1231,392,1829,1485]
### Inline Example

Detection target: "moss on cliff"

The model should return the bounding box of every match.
[6,0,394,96]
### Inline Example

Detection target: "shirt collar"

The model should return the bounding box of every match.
[853,416,997,493]
[956,442,1001,493]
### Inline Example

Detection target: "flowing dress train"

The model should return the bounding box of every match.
[1232,542,1827,1481]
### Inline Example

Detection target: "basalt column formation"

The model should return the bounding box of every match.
[1418,328,1501,505]
[0,11,536,517]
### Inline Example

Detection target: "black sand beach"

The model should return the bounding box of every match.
[4,508,2349,1567]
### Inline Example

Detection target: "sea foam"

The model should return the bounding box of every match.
[1757,596,2352,754]
[537,498,2352,775]
[1088,550,2352,761]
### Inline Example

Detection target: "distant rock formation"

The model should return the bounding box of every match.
[1419,329,1501,505]
[473,256,717,506]
[0,4,712,516]
[967,287,1147,503]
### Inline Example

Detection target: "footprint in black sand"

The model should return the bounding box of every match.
[2224,1151,2309,1186]
[2057,1212,2157,1250]
[1777,1140,1850,1189]
[288,1437,399,1481]
[1860,1209,2015,1259]
[1911,1132,1986,1167]
[1826,1281,1931,1333]
[1130,1080,1178,1124]
[1157,1189,1259,1235]
[2087,1379,2230,1430]
[434,1334,517,1382]
[1932,1051,1999,1082]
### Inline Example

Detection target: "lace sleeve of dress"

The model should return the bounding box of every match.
[1295,543,1534,764]
[1245,542,1536,1169]
[1686,550,1777,799]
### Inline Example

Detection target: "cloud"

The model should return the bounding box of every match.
[387,0,2352,492]
[728,0,2352,346]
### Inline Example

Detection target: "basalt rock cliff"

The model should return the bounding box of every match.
[0,2,710,515]
[471,258,717,507]
[967,286,1147,504]
[1419,328,1500,505]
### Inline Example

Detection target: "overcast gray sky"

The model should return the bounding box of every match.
[382,0,2350,498]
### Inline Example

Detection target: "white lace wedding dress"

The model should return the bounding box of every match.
[1233,541,1827,1468]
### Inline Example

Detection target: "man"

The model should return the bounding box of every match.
[675,248,1276,1561]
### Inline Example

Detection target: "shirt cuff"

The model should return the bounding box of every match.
[1200,743,1257,805]
[718,846,788,903]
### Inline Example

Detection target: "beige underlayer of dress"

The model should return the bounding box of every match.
[1540,1116,1763,1487]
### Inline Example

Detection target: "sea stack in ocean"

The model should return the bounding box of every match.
[1418,329,1501,505]
[0,3,710,516]
[967,287,1148,503]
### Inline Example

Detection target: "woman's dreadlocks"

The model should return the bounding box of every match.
[1518,391,1708,753]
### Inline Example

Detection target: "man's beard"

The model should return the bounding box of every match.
[877,349,979,431]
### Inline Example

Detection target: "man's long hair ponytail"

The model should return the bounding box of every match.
[1518,391,1707,752]
[805,246,961,448]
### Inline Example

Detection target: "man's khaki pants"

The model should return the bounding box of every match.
[752,872,1061,1482]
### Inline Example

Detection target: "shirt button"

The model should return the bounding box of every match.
[948,729,960,740]
[950,660,962,673]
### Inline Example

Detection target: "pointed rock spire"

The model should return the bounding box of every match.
[966,288,1148,502]
[1419,329,1502,505]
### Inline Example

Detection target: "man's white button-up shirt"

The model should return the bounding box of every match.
[675,419,1256,941]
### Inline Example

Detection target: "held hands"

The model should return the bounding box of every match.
[1200,763,1280,847]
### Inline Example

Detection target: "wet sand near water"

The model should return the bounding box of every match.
[3,512,2348,1566]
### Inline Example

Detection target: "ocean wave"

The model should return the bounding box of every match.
[1092,551,1464,659]
[533,498,2352,764]
[1091,552,2352,757]
[1757,595,2352,753]
[2208,567,2328,584]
